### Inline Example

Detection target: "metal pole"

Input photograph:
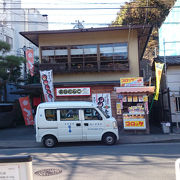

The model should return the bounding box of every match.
[23,46,27,80]
[163,39,167,89]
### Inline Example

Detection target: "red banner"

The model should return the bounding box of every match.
[26,49,34,76]
[19,97,34,125]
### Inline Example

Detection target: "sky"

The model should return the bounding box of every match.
[159,0,180,56]
[21,0,129,30]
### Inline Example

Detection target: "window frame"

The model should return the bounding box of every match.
[45,109,57,121]
[59,108,80,121]
[83,108,103,121]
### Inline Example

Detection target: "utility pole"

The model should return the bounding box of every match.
[22,45,27,80]
[163,39,167,88]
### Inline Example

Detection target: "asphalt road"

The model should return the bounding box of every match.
[0,142,180,180]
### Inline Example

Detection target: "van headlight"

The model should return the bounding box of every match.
[113,121,118,129]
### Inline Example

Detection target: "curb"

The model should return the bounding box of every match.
[0,139,180,149]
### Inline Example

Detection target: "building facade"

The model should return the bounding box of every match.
[21,25,154,134]
[0,0,48,57]
[154,1,180,131]
[155,56,180,129]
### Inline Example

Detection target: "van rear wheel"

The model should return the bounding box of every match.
[43,135,57,148]
[102,133,116,145]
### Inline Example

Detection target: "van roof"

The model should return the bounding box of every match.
[38,101,96,108]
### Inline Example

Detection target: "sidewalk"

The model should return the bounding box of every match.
[0,126,180,148]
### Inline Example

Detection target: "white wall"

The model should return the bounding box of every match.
[159,0,180,56]
[167,66,180,122]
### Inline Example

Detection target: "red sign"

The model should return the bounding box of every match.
[19,97,34,125]
[26,49,34,76]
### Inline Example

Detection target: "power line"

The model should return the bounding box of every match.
[0,20,160,25]
[0,13,118,16]
[163,22,180,24]
[0,2,127,5]
[0,6,162,10]
[1,20,178,26]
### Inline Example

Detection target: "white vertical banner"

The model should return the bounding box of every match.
[92,93,112,117]
[40,70,55,102]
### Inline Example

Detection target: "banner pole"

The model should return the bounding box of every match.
[149,94,155,114]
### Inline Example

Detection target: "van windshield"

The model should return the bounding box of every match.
[97,107,110,118]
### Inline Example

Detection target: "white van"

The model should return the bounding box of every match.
[35,101,119,147]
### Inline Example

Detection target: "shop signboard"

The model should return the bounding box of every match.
[56,87,91,96]
[116,103,121,115]
[120,77,144,87]
[133,96,138,102]
[123,119,146,129]
[92,93,112,117]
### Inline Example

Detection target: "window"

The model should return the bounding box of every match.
[40,43,129,72]
[100,43,128,68]
[71,45,97,70]
[84,108,102,120]
[60,109,79,121]
[45,109,57,121]
[100,43,128,61]
[41,46,68,65]
[176,97,180,112]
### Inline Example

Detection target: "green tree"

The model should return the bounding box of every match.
[0,55,25,82]
[111,0,176,61]
[0,40,25,101]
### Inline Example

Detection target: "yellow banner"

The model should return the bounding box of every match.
[154,62,164,101]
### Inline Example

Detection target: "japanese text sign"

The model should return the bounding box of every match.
[19,96,34,125]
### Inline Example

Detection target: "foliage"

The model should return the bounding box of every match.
[112,0,175,27]
[111,0,176,61]
[0,40,10,53]
[0,55,25,82]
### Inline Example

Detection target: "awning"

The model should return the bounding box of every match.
[115,86,155,94]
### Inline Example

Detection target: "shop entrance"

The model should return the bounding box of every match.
[149,88,171,134]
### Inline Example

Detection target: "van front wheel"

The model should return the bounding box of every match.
[43,135,57,148]
[102,133,116,145]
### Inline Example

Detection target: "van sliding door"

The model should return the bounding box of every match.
[58,108,83,142]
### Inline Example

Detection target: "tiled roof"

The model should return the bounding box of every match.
[154,56,180,65]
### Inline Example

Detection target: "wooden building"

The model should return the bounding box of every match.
[20,25,154,134]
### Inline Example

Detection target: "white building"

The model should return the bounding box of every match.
[0,0,48,102]
[0,0,48,57]
[156,0,180,129]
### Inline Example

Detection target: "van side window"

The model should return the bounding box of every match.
[60,109,79,121]
[45,109,57,121]
[84,108,102,120]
